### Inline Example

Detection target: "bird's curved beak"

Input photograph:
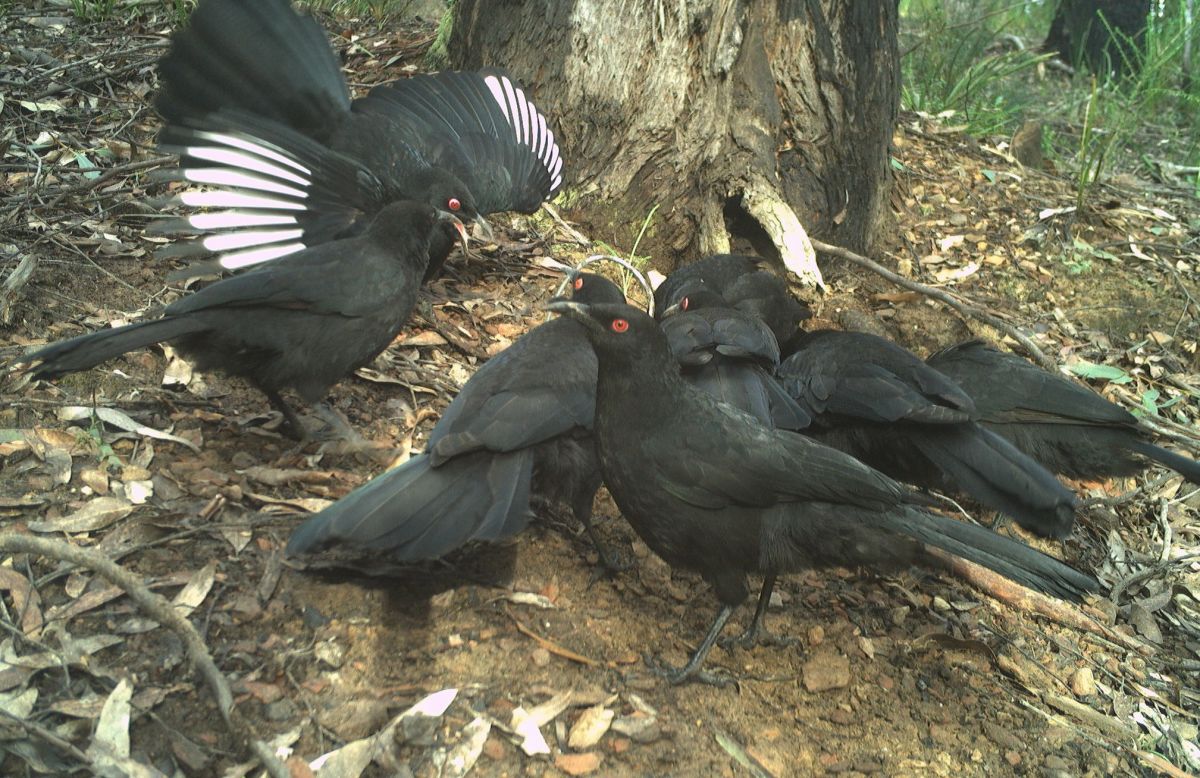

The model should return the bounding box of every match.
[545,299,594,328]
[660,301,683,318]
[439,211,469,248]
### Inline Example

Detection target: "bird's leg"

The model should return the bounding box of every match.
[646,603,738,686]
[580,511,633,579]
[311,402,389,457]
[264,389,308,441]
[719,574,796,650]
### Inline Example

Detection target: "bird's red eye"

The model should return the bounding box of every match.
[448,197,462,212]
[573,277,584,290]
[611,318,629,333]
[681,297,690,311]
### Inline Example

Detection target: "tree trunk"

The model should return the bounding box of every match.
[448,0,899,285]
[1045,0,1150,78]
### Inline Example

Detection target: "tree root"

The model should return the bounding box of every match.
[0,532,290,778]
[809,238,1056,370]
[925,547,1153,656]
[740,177,826,291]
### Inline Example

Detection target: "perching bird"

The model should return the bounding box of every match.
[659,285,809,429]
[778,330,1080,539]
[653,254,766,317]
[287,273,627,564]
[928,339,1200,483]
[546,300,1098,684]
[17,201,464,439]
[152,0,562,280]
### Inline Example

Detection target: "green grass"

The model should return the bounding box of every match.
[901,0,1200,205]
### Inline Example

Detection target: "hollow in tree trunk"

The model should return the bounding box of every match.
[448,0,899,285]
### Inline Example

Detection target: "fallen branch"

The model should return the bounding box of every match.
[0,532,289,778]
[810,238,1055,370]
[925,547,1153,655]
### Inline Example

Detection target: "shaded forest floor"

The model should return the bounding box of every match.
[1,6,1199,777]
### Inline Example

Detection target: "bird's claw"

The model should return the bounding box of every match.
[642,653,735,687]
[718,625,796,651]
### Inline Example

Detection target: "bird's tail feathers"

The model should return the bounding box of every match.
[285,450,535,561]
[914,426,1078,539]
[18,317,206,381]
[1130,439,1200,484]
[896,507,1099,602]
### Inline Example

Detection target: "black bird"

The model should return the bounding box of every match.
[652,254,765,315]
[778,330,1080,539]
[659,286,809,428]
[928,339,1200,483]
[547,300,1098,684]
[287,273,627,563]
[153,0,562,280]
[18,201,464,439]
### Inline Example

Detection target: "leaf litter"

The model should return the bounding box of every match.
[0,8,1197,778]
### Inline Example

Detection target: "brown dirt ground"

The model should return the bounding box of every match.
[2,7,1199,778]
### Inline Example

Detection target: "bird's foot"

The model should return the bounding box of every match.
[643,653,735,688]
[586,545,635,587]
[718,625,796,651]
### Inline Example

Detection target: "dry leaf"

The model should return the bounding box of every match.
[27,496,133,533]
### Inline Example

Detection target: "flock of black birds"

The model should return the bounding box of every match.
[13,0,1200,687]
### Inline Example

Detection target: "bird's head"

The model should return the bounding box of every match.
[566,272,627,305]
[419,169,491,244]
[660,281,728,318]
[545,300,669,364]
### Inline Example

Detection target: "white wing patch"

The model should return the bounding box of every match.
[484,73,563,192]
[164,128,317,272]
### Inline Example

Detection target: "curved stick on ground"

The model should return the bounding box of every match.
[0,532,289,778]
[809,238,1054,370]
[741,176,825,291]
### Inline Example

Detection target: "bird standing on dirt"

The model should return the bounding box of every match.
[153,0,563,280]
[286,273,628,563]
[17,201,465,440]
[546,300,1098,685]
[928,339,1200,484]
[778,330,1081,539]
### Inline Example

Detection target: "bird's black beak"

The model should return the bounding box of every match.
[438,211,469,248]
[545,299,596,330]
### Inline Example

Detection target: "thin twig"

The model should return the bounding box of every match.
[0,532,290,778]
[43,156,172,209]
[504,606,604,667]
[811,238,1055,369]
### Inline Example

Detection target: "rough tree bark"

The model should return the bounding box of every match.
[448,0,899,284]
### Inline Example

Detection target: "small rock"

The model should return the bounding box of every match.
[609,737,631,754]
[315,639,345,669]
[807,625,825,647]
[803,652,850,692]
[319,699,388,741]
[982,722,1022,752]
[263,698,298,722]
[121,465,152,481]
[482,735,507,761]
[610,714,660,743]
[567,705,614,750]
[1044,754,1071,771]
[555,752,602,776]
[932,596,951,612]
[531,648,551,667]
[1069,667,1096,698]
[1004,750,1021,767]
[79,469,109,494]
[891,606,909,626]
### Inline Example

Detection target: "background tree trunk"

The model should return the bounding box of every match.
[1044,0,1150,78]
[448,0,899,280]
